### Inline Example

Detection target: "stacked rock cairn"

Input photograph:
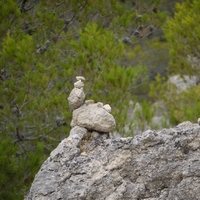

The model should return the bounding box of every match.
[68,76,116,133]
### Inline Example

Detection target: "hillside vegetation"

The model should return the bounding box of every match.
[1,0,200,199]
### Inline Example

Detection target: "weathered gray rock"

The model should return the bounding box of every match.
[76,76,85,81]
[74,80,84,89]
[68,87,85,111]
[103,104,112,113]
[68,76,86,111]
[168,75,197,91]
[25,121,200,200]
[71,103,116,133]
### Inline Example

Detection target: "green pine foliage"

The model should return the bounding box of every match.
[149,0,200,126]
[0,132,42,200]
[150,74,200,125]
[149,74,180,125]
[0,135,20,200]
[164,0,200,75]
[0,0,173,198]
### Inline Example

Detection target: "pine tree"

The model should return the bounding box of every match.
[164,0,200,75]
[0,0,171,197]
[150,0,200,126]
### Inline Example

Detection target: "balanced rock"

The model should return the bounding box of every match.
[76,76,85,81]
[74,80,84,89]
[68,87,85,111]
[71,103,116,132]
[68,76,86,111]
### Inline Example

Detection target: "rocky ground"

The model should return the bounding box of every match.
[25,121,200,200]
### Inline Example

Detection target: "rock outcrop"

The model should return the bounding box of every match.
[25,121,200,200]
[25,77,200,200]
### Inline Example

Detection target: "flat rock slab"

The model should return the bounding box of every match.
[25,122,200,200]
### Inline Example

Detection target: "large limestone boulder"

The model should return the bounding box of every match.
[25,121,200,200]
[71,103,116,132]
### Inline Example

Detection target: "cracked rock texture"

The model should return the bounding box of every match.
[25,121,200,200]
